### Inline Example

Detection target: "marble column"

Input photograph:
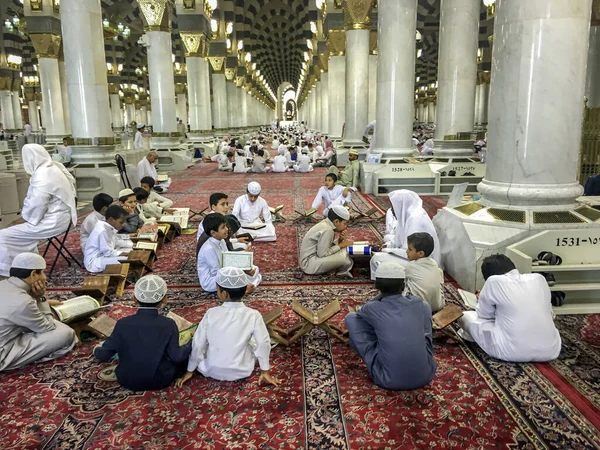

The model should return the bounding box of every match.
[212,72,228,131]
[176,93,187,125]
[368,54,377,123]
[28,101,40,131]
[343,29,370,146]
[328,55,345,139]
[125,102,136,126]
[417,102,424,123]
[187,56,212,135]
[478,82,489,125]
[0,92,15,130]
[226,81,238,129]
[12,92,23,130]
[110,93,124,130]
[141,106,149,126]
[238,88,248,128]
[586,24,600,107]
[309,89,317,130]
[478,0,591,207]
[474,83,481,125]
[427,99,435,124]
[38,58,66,138]
[59,60,71,134]
[321,72,329,135]
[315,81,323,132]
[434,0,479,140]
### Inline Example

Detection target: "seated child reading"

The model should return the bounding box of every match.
[404,232,445,312]
[133,187,158,224]
[140,176,174,218]
[94,275,192,390]
[345,262,437,390]
[80,193,113,251]
[311,173,352,216]
[118,189,144,234]
[176,267,281,387]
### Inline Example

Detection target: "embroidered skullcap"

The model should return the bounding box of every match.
[375,261,406,279]
[247,181,261,195]
[137,123,144,129]
[331,205,350,220]
[11,252,46,270]
[349,149,360,156]
[119,188,135,198]
[217,267,248,289]
[134,275,168,304]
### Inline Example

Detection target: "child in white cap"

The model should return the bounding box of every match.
[176,267,281,387]
[232,182,277,242]
[345,261,437,390]
[94,275,192,391]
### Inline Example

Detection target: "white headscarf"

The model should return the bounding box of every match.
[388,190,441,264]
[22,144,78,225]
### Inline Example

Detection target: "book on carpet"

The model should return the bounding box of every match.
[51,296,110,324]
[432,304,464,330]
[269,205,284,214]
[458,289,478,309]
[222,251,253,270]
[157,174,169,182]
[241,223,266,230]
[134,241,158,252]
[292,299,340,325]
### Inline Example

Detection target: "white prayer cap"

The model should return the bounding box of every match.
[134,275,168,304]
[278,147,285,155]
[11,252,46,270]
[247,181,261,195]
[137,123,145,129]
[330,205,350,220]
[217,267,248,289]
[375,261,406,279]
[119,188,135,198]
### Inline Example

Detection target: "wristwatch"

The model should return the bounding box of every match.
[39,296,47,302]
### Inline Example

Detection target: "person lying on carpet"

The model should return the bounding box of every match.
[94,275,192,391]
[345,261,437,390]
[457,254,562,363]
[232,182,277,242]
[80,193,113,252]
[311,173,352,217]
[0,253,77,371]
[176,267,281,388]
[197,213,261,294]
[299,205,354,278]
[84,205,133,273]
[140,177,174,218]
[404,232,445,313]
[370,190,441,278]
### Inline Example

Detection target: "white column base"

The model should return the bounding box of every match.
[433,140,473,157]
[478,179,584,208]
[373,147,415,158]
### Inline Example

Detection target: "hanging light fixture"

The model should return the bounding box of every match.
[211,19,218,33]
[417,49,422,58]
[416,30,421,41]
[117,22,124,32]
[238,40,244,51]
[310,21,317,34]
[226,22,233,35]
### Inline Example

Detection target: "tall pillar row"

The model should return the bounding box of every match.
[328,31,346,140]
[210,58,229,134]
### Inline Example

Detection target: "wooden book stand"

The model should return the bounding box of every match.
[349,205,382,223]
[125,249,156,281]
[432,304,464,339]
[292,208,319,224]
[157,221,180,242]
[71,264,130,303]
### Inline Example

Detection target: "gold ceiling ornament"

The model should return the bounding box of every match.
[181,32,209,57]
[224,67,236,81]
[138,0,173,32]
[182,0,195,8]
[208,56,226,73]
[108,84,120,95]
[0,77,12,91]
[343,0,374,30]
[235,75,244,88]
[29,33,62,59]
[29,0,43,11]
[369,29,377,54]
[327,30,346,56]
[319,52,329,72]
[488,34,494,45]
[175,83,187,94]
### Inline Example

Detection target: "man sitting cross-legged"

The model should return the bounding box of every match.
[232,182,277,242]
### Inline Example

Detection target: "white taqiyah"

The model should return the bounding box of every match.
[247,181,262,195]
[216,266,249,289]
[11,252,47,270]
[330,205,350,220]
[134,275,168,304]
[375,261,406,279]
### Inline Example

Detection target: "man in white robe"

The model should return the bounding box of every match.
[271,148,289,173]
[134,124,145,150]
[370,190,441,278]
[294,149,314,172]
[421,138,434,156]
[364,120,376,153]
[0,253,77,371]
[0,144,77,277]
[137,151,172,191]
[233,151,251,173]
[458,254,562,363]
[232,182,277,242]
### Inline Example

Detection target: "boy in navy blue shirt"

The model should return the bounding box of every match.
[94,275,191,391]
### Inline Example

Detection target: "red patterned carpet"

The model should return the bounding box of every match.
[2,150,600,449]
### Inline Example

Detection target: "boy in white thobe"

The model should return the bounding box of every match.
[134,124,145,150]
[311,173,352,216]
[84,205,133,273]
[140,176,174,218]
[177,267,280,387]
[457,254,562,363]
[294,149,314,172]
[0,253,76,371]
[232,182,277,242]
[233,151,251,173]
[271,148,289,173]
[80,193,114,251]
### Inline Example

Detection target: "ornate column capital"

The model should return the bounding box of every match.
[29,33,62,58]
[319,52,330,72]
[224,67,236,82]
[343,0,374,30]
[208,56,226,73]
[369,29,377,54]
[327,30,346,56]
[138,0,173,32]
[181,32,209,57]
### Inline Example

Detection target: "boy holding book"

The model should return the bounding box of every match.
[94,275,192,391]
[176,267,280,387]
[404,232,445,312]
[197,214,262,293]
[80,193,113,251]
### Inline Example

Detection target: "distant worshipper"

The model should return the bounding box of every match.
[140,176,174,215]
[294,147,313,172]
[329,149,360,188]
[133,187,157,224]
[233,149,251,173]
[176,267,281,387]
[312,173,352,216]
[421,138,434,156]
[84,204,133,273]
[24,122,32,137]
[370,190,441,277]
[137,151,172,192]
[299,205,354,278]
[251,149,269,173]
[383,207,398,248]
[219,151,235,172]
[314,144,335,167]
[345,261,437,390]
[134,123,145,150]
[0,144,77,277]
[58,137,73,166]
[80,193,114,251]
[117,189,144,234]
[197,213,262,293]
[363,120,376,153]
[94,275,192,391]
[272,147,289,172]
[457,254,562,363]
[0,253,77,371]
[232,182,277,242]
[404,232,445,312]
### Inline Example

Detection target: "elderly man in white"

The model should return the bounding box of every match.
[232,182,277,242]
[137,151,172,192]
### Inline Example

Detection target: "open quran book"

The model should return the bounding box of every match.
[458,289,478,309]
[134,241,158,252]
[240,223,266,230]
[222,251,253,270]
[160,208,190,229]
[51,296,110,324]
[157,174,169,182]
[304,208,317,217]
